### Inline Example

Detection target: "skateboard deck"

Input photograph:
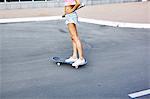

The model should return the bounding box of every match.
[52,56,87,69]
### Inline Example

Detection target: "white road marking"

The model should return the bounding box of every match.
[0,16,150,28]
[128,89,150,98]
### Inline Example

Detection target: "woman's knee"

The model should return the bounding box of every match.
[71,35,79,42]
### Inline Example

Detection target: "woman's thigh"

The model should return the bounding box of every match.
[68,23,78,37]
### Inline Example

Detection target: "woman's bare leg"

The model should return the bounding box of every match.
[68,24,78,58]
[68,23,84,60]
[72,40,78,58]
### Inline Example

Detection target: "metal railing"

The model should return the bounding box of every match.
[0,0,140,3]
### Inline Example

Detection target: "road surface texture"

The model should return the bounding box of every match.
[0,20,150,99]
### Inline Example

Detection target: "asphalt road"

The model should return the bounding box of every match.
[0,20,150,99]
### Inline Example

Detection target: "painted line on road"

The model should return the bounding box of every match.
[128,89,150,98]
[0,16,150,28]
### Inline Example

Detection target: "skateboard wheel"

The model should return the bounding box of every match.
[57,63,61,66]
[75,66,78,69]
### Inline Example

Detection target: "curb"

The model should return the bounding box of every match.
[0,16,150,29]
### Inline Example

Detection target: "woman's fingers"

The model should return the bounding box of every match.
[62,14,66,18]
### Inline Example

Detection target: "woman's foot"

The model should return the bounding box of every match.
[72,58,86,67]
[65,57,78,63]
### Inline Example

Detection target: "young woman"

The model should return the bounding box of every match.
[64,0,86,67]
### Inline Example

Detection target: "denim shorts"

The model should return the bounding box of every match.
[65,12,78,25]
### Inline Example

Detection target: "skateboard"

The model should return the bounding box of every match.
[52,56,87,69]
